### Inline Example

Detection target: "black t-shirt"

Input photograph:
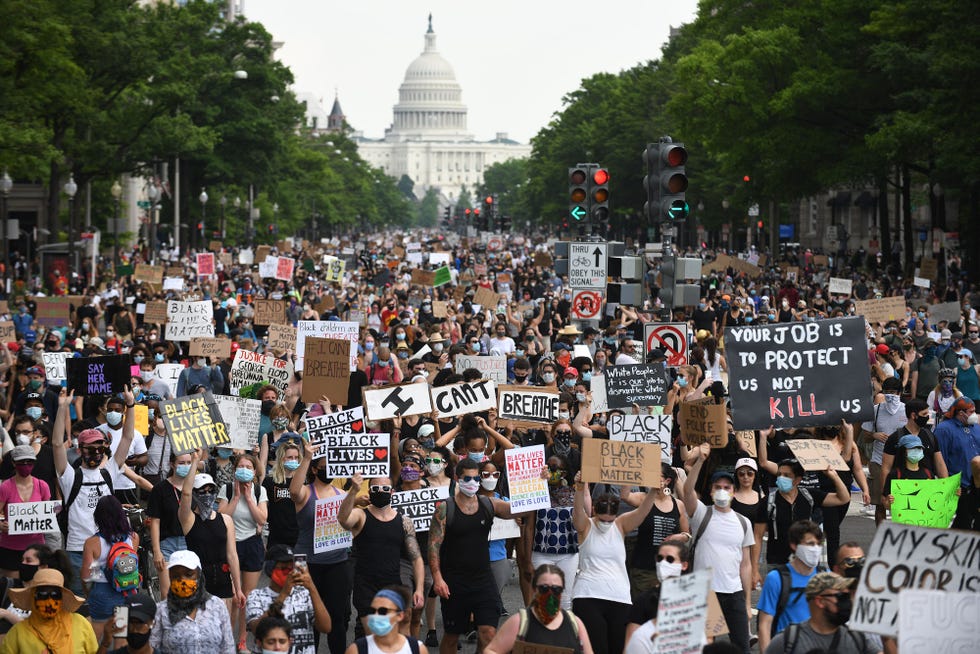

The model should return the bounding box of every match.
[884,427,940,474]
[692,307,716,331]
[146,479,184,540]
[766,489,829,564]
[883,466,933,497]
[262,476,299,547]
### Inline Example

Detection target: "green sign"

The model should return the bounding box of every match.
[891,473,961,528]
[137,200,151,209]
[433,265,452,288]
[570,205,587,221]
[115,264,134,278]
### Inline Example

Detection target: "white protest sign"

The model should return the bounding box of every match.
[296,320,359,372]
[654,569,711,654]
[163,277,184,291]
[314,494,352,554]
[391,486,450,533]
[306,407,365,458]
[430,380,497,418]
[505,446,550,513]
[454,355,507,384]
[591,375,608,414]
[154,363,184,397]
[573,344,592,360]
[429,252,451,266]
[213,395,262,450]
[828,277,853,295]
[607,413,673,462]
[228,350,292,398]
[258,256,278,278]
[914,276,931,288]
[898,590,979,654]
[363,383,433,421]
[42,352,69,384]
[489,518,521,541]
[239,249,254,265]
[165,301,214,341]
[851,523,980,636]
[319,432,390,478]
[7,501,59,535]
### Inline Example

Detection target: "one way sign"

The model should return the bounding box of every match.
[568,242,607,291]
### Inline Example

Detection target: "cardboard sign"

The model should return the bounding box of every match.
[496,386,560,427]
[432,301,449,318]
[581,439,662,487]
[890,473,961,528]
[854,296,907,326]
[266,323,297,353]
[505,445,550,512]
[165,301,214,341]
[704,590,730,638]
[787,438,850,471]
[296,320,359,372]
[919,257,938,280]
[411,269,435,286]
[898,590,979,654]
[603,363,670,408]
[928,301,963,327]
[828,277,853,295]
[196,253,215,276]
[255,245,271,264]
[725,317,874,430]
[454,355,507,384]
[306,407,365,459]
[228,350,292,398]
[736,430,757,457]
[430,379,497,418]
[314,494,352,554]
[253,299,287,326]
[679,398,728,448]
[607,413,672,460]
[706,253,761,277]
[66,355,130,395]
[533,252,553,268]
[213,395,262,450]
[160,392,230,455]
[42,351,69,384]
[34,298,71,328]
[189,337,231,359]
[851,523,980,636]
[144,301,168,324]
[391,486,450,533]
[318,432,390,478]
[363,383,433,421]
[6,501,59,535]
[301,337,352,403]
[0,321,14,342]
[656,569,712,654]
[134,264,164,284]
[473,286,501,309]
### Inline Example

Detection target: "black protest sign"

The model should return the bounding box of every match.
[391,486,450,532]
[603,364,670,409]
[724,316,874,430]
[496,386,560,427]
[66,355,130,395]
[159,392,230,455]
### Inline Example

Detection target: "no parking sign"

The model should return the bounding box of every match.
[644,323,688,367]
[571,290,603,321]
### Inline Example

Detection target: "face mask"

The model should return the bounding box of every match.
[170,578,198,599]
[698,303,706,310]
[914,414,929,428]
[155,353,165,362]
[261,400,276,416]
[467,451,484,463]
[26,406,43,421]
[768,314,776,321]
[396,333,406,341]
[141,370,155,382]
[18,563,38,582]
[557,411,570,420]
[969,413,980,426]
[15,463,34,477]
[367,613,394,636]
[175,464,192,478]
[272,417,289,430]
[127,632,152,650]
[470,342,480,352]
[193,492,216,519]
[365,341,375,351]
[906,448,925,463]
[400,466,421,482]
[542,373,555,384]
[842,563,863,580]
[563,378,575,388]
[657,560,683,581]
[34,597,62,618]
[776,476,794,493]
[827,594,853,626]
[481,477,498,491]
[270,567,291,588]
[677,377,688,388]
[712,489,732,508]
[459,479,480,496]
[515,349,525,357]
[284,459,301,472]
[377,359,390,367]
[235,468,255,483]
[397,351,409,359]
[432,343,443,353]
[83,451,104,467]
[28,380,42,391]
[594,519,614,533]
[106,411,123,427]
[16,434,30,446]
[575,392,587,404]
[315,468,333,484]
[795,544,823,568]
[581,371,592,382]
[533,586,562,624]
[427,462,443,476]
[420,437,435,450]
[197,358,207,368]
[369,490,391,508]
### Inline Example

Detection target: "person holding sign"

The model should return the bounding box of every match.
[881,434,944,512]
[0,446,51,577]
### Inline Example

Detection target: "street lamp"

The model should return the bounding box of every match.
[220,195,227,240]
[0,170,11,288]
[63,174,78,273]
[198,188,208,251]
[233,196,241,245]
[110,180,122,274]
[146,183,160,262]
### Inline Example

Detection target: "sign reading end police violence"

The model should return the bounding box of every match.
[724,317,874,430]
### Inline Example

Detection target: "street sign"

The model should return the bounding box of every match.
[137,201,151,209]
[644,322,688,367]
[570,205,587,221]
[570,290,603,321]
[748,204,760,217]
[568,242,607,291]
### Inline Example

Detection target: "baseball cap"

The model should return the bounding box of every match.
[125,592,157,623]
[167,549,202,571]
[941,329,952,339]
[193,473,216,490]
[417,424,435,438]
[735,457,757,472]
[897,434,923,450]
[805,572,855,600]
[874,343,890,355]
[25,366,45,378]
[10,445,36,462]
[24,392,43,404]
[563,366,579,378]
[265,544,295,563]
[77,429,107,445]
[957,348,974,360]
[710,470,736,485]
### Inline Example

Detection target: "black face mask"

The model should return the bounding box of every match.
[127,631,152,649]
[914,415,930,428]
[315,468,332,484]
[369,490,391,508]
[827,595,853,626]
[842,564,863,580]
[18,563,38,582]
[261,400,276,416]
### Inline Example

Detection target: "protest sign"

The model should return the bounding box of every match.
[851,522,980,636]
[725,317,874,430]
[0,321,14,343]
[505,446,550,512]
[154,363,183,397]
[590,375,609,414]
[33,298,71,328]
[162,277,184,291]
[317,431,390,478]
[411,269,435,286]
[655,569,711,654]
[581,439,662,488]
[306,407,365,458]
[890,473,961,528]
[432,301,448,318]
[324,259,345,283]
[735,430,757,457]
[474,287,501,309]
[6,501,59,535]
[433,266,452,287]
[919,257,938,280]
[255,245,272,263]
[314,495,352,554]
[787,439,850,471]
[196,253,215,276]
[854,296,907,325]
[134,264,164,284]
[828,277,853,295]
[489,518,521,541]
[296,320,359,372]
[704,591,729,638]
[929,301,963,327]
[189,337,231,359]
[144,301,168,324]
[274,256,295,281]
[679,398,728,448]
[159,392,230,455]
[454,355,507,384]
[42,351,68,384]
[165,301,214,341]
[66,355,130,395]
[496,386,560,427]
[363,383,433,421]
[898,590,979,654]
[229,350,292,398]
[705,253,761,277]
[301,337,352,403]
[266,323,297,353]
[253,299,287,326]
[429,252,450,266]
[133,404,148,436]
[213,395,263,450]
[430,379,497,418]
[603,363,670,408]
[209,240,222,252]
[391,486,450,533]
[258,257,277,278]
[606,413,672,460]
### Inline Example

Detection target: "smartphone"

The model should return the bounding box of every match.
[113,605,129,637]
[294,554,307,572]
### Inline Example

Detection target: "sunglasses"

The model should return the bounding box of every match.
[366,606,399,615]
[460,475,481,483]
[193,487,216,495]
[536,584,563,595]
[370,485,392,493]
[35,589,63,601]
[554,431,572,436]
[81,446,107,454]
[424,457,444,465]
[737,469,755,476]
[840,556,866,568]
[657,554,679,563]
[594,501,620,514]
[481,471,500,479]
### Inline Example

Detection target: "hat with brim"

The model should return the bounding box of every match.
[557,325,582,336]
[9,569,84,613]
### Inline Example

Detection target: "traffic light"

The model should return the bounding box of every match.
[658,256,676,307]
[441,206,452,229]
[643,144,660,224]
[569,167,588,223]
[591,168,610,223]
[644,141,689,223]
[484,195,496,230]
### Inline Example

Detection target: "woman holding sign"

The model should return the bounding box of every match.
[0,445,51,578]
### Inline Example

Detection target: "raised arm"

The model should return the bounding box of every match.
[52,390,73,476]
[337,473,366,534]
[820,467,852,507]
[113,386,136,469]
[571,471,591,535]
[682,447,706,517]
[177,448,203,534]
[290,439,314,509]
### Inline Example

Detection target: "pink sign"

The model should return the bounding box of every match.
[275,256,295,281]
[196,253,215,276]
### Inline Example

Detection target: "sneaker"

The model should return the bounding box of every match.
[465,630,478,642]
[424,631,439,648]
[749,634,759,648]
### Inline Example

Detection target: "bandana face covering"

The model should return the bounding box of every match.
[170,578,198,598]
[533,588,562,624]
[34,597,62,618]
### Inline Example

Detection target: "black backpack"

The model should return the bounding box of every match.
[783,622,863,654]
[764,564,827,637]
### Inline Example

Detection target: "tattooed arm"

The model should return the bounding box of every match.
[402,515,425,608]
[429,501,450,599]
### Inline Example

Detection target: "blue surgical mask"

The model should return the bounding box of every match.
[284,460,301,471]
[106,411,123,427]
[365,341,375,351]
[217,447,233,459]
[677,377,688,388]
[133,355,144,364]
[776,476,794,493]
[175,464,192,478]
[235,468,255,483]
[575,392,586,403]
[582,372,592,382]
[906,448,924,463]
[367,614,394,636]
[155,353,165,362]
[26,407,42,421]
[515,349,524,357]
[563,378,575,388]
[467,451,484,463]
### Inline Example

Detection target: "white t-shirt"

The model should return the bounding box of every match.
[217,482,268,541]
[59,460,127,552]
[101,425,147,490]
[690,502,754,594]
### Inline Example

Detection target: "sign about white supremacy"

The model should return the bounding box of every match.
[603,364,670,408]
[165,301,214,341]
[391,486,450,533]
[430,380,497,418]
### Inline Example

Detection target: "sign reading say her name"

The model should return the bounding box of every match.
[319,432,390,478]
[66,355,130,395]
[724,317,874,430]
[606,413,673,460]
[496,386,560,427]
[455,355,507,384]
[160,392,230,455]
[430,380,497,418]
[165,301,214,341]
[603,364,669,408]
[391,486,450,533]
[7,501,59,535]
[307,407,365,458]
[228,350,292,398]
[363,383,433,421]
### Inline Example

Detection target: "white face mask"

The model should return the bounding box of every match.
[197,358,207,367]
[795,544,823,569]
[657,560,683,581]
[426,462,443,476]
[593,519,614,533]
[481,477,498,491]
[969,413,980,426]
[712,489,732,508]
[458,479,480,497]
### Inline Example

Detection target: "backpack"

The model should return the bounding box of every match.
[764,564,827,637]
[444,494,495,531]
[224,482,262,504]
[766,487,814,543]
[355,636,419,654]
[102,536,141,596]
[783,622,863,654]
[690,504,751,561]
[517,607,580,640]
[58,468,114,537]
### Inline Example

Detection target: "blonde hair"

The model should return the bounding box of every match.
[271,440,302,485]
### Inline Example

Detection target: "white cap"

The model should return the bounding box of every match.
[193,473,216,490]
[417,424,435,438]
[167,549,201,571]
[735,457,758,472]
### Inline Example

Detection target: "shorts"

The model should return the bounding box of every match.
[0,547,25,571]
[87,581,125,621]
[201,561,235,598]
[236,534,265,573]
[440,578,501,633]
[399,558,433,600]
[160,536,187,561]
[869,462,883,504]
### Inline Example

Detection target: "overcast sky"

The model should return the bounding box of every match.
[244,0,702,144]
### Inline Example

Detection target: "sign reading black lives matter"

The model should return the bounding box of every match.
[319,431,390,479]
[603,364,670,409]
[160,392,230,455]
[306,407,365,458]
[724,316,874,430]
[391,486,451,532]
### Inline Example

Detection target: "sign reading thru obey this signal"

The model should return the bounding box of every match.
[645,323,688,367]
[571,290,603,321]
[568,242,607,290]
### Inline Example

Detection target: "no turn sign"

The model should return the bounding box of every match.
[644,323,689,367]
[571,290,603,321]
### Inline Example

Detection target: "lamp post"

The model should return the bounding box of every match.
[220,195,227,240]
[198,188,208,251]
[63,174,78,273]
[146,183,159,263]
[110,180,122,274]
[273,203,279,240]
[0,170,11,289]
[233,196,241,244]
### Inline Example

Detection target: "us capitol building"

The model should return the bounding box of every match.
[327,16,531,199]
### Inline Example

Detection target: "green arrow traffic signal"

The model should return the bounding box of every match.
[570,205,587,221]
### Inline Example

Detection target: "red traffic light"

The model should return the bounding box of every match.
[592,168,609,185]
[465,208,471,215]
[662,145,687,167]
[743,175,751,182]
[485,196,494,204]
[475,208,481,215]
[757,220,764,229]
